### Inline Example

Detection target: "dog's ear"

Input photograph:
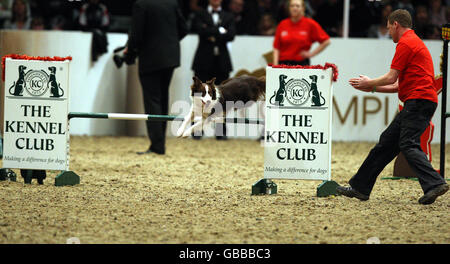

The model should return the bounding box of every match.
[207,77,216,85]
[193,76,202,84]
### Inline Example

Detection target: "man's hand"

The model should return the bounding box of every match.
[349,75,373,92]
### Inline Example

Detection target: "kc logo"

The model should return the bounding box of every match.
[8,65,64,98]
[270,74,326,107]
[285,78,310,106]
[24,69,49,96]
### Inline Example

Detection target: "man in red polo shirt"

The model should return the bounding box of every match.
[337,9,448,205]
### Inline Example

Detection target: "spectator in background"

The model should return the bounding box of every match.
[228,0,243,30]
[32,0,78,31]
[447,5,450,25]
[429,0,447,28]
[314,0,343,37]
[425,25,442,40]
[78,0,110,61]
[2,0,31,30]
[394,0,415,18]
[0,0,12,10]
[367,3,392,39]
[49,15,67,30]
[49,15,68,30]
[191,0,236,140]
[257,0,274,16]
[275,0,289,22]
[349,0,375,37]
[258,12,276,36]
[413,5,430,39]
[272,0,330,66]
[78,0,110,32]
[182,0,207,32]
[30,15,44,30]
[0,0,13,27]
[228,0,258,35]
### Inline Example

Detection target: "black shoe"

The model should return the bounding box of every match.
[136,149,164,155]
[192,135,202,140]
[418,183,449,205]
[336,185,369,201]
[216,135,228,140]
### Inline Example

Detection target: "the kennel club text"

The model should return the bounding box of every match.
[5,105,65,150]
[266,114,327,161]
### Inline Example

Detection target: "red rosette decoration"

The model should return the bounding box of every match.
[2,54,72,81]
[269,62,339,82]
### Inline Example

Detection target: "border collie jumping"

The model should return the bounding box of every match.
[177,75,265,138]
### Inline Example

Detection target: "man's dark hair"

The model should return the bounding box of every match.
[388,9,412,28]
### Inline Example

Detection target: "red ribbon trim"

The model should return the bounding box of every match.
[2,54,72,81]
[269,62,339,82]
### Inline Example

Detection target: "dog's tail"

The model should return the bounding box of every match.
[58,83,64,97]
[9,81,16,95]
[319,92,326,106]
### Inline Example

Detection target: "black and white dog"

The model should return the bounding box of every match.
[177,75,266,138]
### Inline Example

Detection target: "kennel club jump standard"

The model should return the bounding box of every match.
[0,56,81,185]
[252,64,339,196]
[2,56,71,176]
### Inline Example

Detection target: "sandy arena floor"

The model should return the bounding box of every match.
[0,136,449,244]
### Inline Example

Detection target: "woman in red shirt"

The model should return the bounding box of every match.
[273,0,330,66]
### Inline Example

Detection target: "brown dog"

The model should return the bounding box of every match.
[177,75,265,137]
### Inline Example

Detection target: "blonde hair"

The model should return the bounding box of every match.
[288,0,305,16]
[290,0,304,4]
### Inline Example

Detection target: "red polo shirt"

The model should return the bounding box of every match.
[273,17,329,62]
[391,30,437,103]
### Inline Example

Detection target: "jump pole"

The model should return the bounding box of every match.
[68,112,265,125]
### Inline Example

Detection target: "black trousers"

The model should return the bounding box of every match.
[139,67,174,154]
[279,59,310,66]
[349,99,446,196]
[194,66,230,137]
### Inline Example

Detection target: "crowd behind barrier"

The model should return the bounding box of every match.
[0,0,447,39]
